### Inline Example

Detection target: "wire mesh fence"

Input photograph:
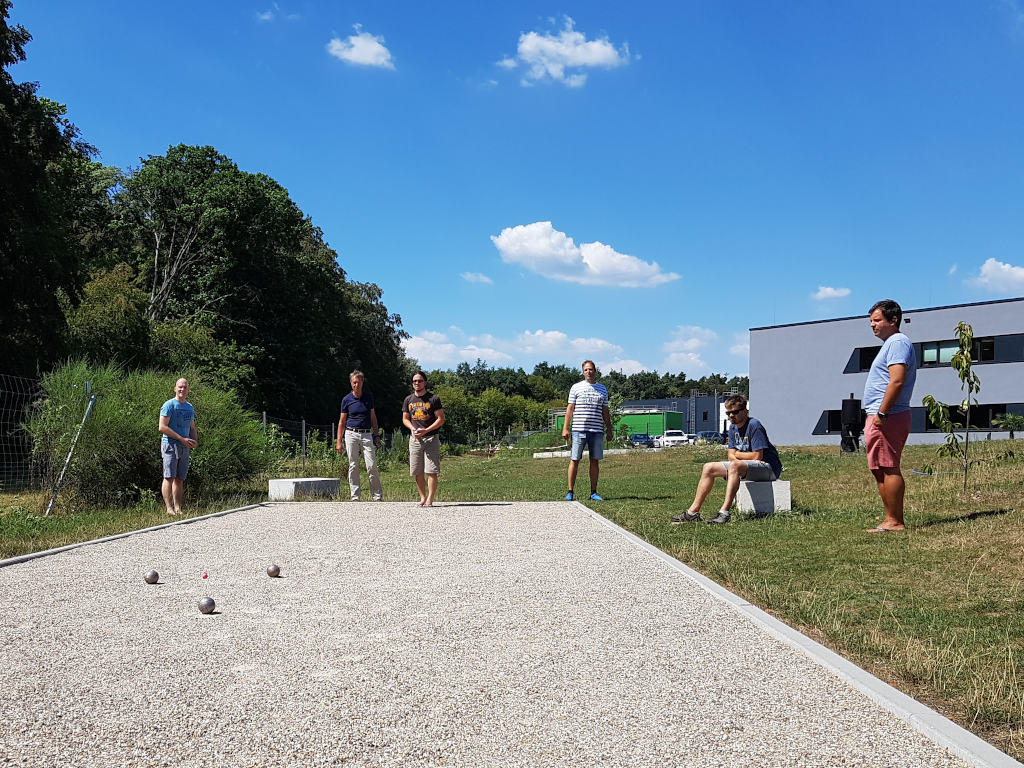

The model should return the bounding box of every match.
[0,374,44,493]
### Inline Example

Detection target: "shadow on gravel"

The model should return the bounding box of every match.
[440,502,515,507]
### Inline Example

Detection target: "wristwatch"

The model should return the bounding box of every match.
[877,412,888,420]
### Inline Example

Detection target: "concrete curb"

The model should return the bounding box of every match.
[573,501,1023,768]
[0,503,266,569]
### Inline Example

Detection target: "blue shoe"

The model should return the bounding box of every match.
[563,491,574,501]
[590,493,604,501]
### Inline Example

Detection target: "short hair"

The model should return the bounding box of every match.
[725,394,748,410]
[869,299,902,327]
[412,370,428,384]
[349,370,364,381]
[582,360,596,370]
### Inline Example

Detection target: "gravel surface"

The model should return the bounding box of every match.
[0,501,972,767]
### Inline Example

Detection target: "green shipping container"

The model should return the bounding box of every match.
[555,410,684,436]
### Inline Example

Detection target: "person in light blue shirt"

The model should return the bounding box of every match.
[863,299,917,533]
[158,377,197,515]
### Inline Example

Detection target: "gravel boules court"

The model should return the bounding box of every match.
[0,501,984,767]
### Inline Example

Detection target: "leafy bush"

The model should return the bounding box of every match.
[27,361,276,505]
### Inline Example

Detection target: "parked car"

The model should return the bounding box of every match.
[629,433,655,448]
[660,429,692,447]
[696,431,726,444]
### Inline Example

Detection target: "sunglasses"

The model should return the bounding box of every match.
[725,408,745,416]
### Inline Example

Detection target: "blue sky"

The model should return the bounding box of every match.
[12,1,1024,378]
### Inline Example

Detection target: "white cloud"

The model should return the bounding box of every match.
[256,5,299,22]
[327,25,395,69]
[403,333,457,366]
[460,271,493,284]
[812,286,851,300]
[517,329,622,357]
[969,257,1024,294]
[948,264,958,276]
[491,221,679,288]
[405,327,624,369]
[729,332,750,357]
[500,17,629,87]
[663,325,718,354]
[460,345,512,362]
[601,359,648,376]
[663,351,709,374]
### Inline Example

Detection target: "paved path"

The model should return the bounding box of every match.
[0,501,1017,767]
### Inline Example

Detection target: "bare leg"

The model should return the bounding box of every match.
[170,478,184,514]
[688,462,728,513]
[425,474,438,506]
[567,459,580,493]
[721,461,749,511]
[414,474,428,506]
[161,478,176,514]
[588,458,600,494]
[870,467,906,530]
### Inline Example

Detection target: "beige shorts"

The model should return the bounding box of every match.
[409,434,441,476]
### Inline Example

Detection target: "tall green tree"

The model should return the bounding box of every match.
[107,144,410,422]
[0,1,103,375]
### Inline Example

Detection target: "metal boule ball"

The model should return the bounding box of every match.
[267,564,281,578]
[144,570,159,584]
[198,597,216,614]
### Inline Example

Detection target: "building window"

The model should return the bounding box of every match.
[702,411,708,420]
[920,340,959,366]
[858,346,880,371]
[925,402,1007,430]
[919,337,994,367]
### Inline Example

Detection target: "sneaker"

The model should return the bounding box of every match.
[670,511,702,523]
[589,493,604,501]
[706,511,732,525]
[563,491,574,501]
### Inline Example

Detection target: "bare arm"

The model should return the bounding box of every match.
[603,404,613,441]
[159,414,196,448]
[561,404,575,440]
[336,412,348,452]
[729,448,763,461]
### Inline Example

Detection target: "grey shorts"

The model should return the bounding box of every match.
[721,460,776,482]
[162,441,191,480]
[409,434,441,476]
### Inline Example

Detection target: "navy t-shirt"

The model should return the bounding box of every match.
[729,417,783,478]
[340,391,375,429]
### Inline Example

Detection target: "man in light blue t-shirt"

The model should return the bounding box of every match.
[561,360,613,502]
[863,299,917,533]
[158,377,197,515]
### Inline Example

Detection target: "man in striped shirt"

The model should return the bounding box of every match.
[561,360,614,501]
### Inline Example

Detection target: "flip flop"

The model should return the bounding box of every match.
[866,526,902,533]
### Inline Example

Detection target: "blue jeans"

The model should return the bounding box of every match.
[570,431,604,461]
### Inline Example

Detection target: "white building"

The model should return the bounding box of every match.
[750,297,1024,445]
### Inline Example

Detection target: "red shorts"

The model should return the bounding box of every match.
[864,411,911,470]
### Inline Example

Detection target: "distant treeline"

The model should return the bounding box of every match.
[423,360,748,445]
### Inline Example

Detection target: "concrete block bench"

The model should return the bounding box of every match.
[736,480,791,515]
[268,477,340,501]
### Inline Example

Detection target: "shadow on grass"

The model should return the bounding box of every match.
[609,495,675,502]
[917,508,1010,527]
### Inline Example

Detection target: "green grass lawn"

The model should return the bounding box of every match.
[3,437,1022,758]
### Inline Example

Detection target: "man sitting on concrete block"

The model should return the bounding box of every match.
[671,394,783,525]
